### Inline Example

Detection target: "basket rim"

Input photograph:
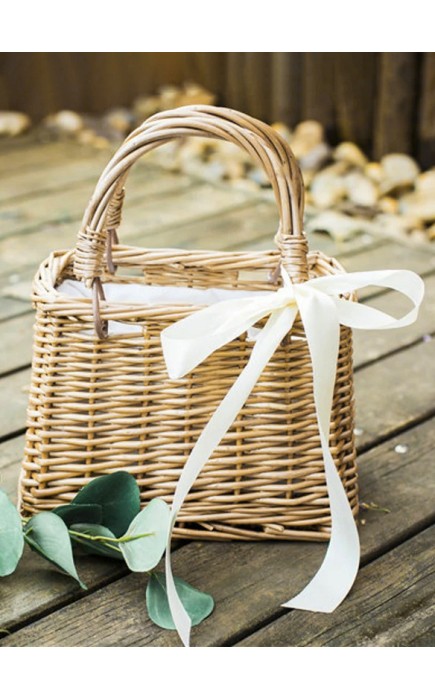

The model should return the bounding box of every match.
[32,245,348,322]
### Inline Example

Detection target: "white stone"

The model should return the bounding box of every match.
[333,141,368,168]
[371,213,420,239]
[415,169,435,193]
[305,210,369,242]
[103,107,133,134]
[380,153,420,194]
[0,111,31,136]
[44,110,84,133]
[271,121,292,143]
[310,171,346,208]
[378,196,399,214]
[365,162,384,184]
[399,192,435,223]
[299,142,331,171]
[344,172,378,207]
[133,95,161,120]
[290,120,325,160]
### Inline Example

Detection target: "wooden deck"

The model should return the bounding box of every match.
[0,137,434,647]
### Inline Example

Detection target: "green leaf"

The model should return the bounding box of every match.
[119,498,170,572]
[146,572,214,630]
[54,503,103,527]
[24,512,86,589]
[72,472,140,537]
[0,489,24,576]
[70,523,124,560]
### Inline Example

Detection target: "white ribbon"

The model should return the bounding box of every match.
[160,266,424,646]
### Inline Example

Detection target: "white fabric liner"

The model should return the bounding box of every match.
[57,279,274,335]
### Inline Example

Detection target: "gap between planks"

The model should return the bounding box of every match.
[1,413,434,646]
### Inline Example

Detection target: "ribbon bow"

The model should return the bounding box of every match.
[160,266,424,646]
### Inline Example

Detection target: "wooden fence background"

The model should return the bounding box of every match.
[1,53,435,165]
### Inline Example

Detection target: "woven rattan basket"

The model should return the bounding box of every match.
[19,105,358,541]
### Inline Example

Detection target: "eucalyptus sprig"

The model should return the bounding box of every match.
[0,472,214,634]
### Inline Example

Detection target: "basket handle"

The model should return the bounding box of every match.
[74,105,308,287]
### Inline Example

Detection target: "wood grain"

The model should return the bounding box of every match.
[1,53,431,159]
[333,53,377,152]
[0,367,31,439]
[0,132,433,648]
[374,53,419,158]
[3,414,435,646]
[418,53,435,168]
[240,525,435,646]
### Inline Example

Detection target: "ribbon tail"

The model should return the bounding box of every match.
[283,288,360,613]
[165,305,298,646]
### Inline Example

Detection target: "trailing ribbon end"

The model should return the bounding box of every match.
[165,543,192,647]
[160,267,424,646]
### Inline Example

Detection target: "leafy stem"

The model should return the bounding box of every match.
[68,528,154,546]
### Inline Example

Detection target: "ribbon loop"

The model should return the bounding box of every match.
[160,266,424,646]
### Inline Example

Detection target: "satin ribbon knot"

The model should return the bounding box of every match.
[160,265,424,646]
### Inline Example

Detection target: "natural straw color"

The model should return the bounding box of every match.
[19,106,358,541]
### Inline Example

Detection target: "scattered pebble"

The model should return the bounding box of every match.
[353,427,364,436]
[306,211,368,242]
[334,141,368,169]
[344,172,378,207]
[380,153,420,195]
[3,81,435,244]
[0,111,31,136]
[423,334,432,343]
[43,109,84,134]
[103,107,135,135]
[394,444,409,454]
[310,171,346,209]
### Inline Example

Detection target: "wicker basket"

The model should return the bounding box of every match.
[19,105,358,541]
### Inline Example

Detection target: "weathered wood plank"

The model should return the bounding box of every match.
[353,271,435,366]
[0,368,30,439]
[0,434,25,501]
[0,141,102,178]
[240,525,435,646]
[0,435,127,633]
[0,297,30,322]
[2,414,434,647]
[0,151,115,203]
[354,337,435,449]
[333,53,377,154]
[339,240,435,278]
[418,53,435,169]
[0,548,126,635]
[270,53,303,126]
[0,314,35,375]
[0,167,194,240]
[303,54,335,136]
[374,54,419,158]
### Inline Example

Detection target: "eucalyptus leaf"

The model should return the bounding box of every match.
[0,489,24,576]
[119,498,170,572]
[146,572,214,630]
[70,523,124,560]
[54,503,103,527]
[72,472,140,537]
[24,512,86,589]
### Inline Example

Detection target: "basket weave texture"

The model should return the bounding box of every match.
[19,106,358,541]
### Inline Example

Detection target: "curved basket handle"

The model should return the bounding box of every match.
[74,105,308,287]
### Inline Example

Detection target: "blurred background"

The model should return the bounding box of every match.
[1,52,434,164]
[1,52,435,246]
